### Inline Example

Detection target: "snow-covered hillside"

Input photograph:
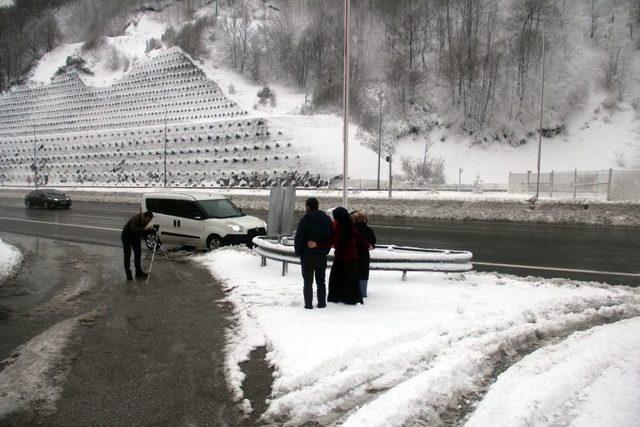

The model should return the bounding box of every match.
[7,1,640,186]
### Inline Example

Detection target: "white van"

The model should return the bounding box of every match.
[141,192,266,250]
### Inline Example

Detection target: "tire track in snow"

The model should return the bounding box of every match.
[340,303,640,427]
[259,298,640,426]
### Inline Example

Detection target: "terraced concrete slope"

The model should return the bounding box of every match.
[0,48,326,188]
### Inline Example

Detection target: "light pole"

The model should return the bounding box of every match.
[150,100,169,188]
[377,86,384,191]
[342,0,350,208]
[535,32,547,200]
[33,127,38,189]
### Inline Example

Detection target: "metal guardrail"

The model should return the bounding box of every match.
[252,236,473,280]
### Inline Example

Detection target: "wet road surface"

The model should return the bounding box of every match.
[0,233,256,426]
[0,197,638,285]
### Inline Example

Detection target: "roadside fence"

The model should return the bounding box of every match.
[508,169,640,201]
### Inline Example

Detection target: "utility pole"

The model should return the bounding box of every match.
[33,127,38,189]
[376,85,383,191]
[342,0,350,208]
[458,167,463,191]
[535,32,546,200]
[386,154,392,199]
[163,108,168,188]
[151,100,169,188]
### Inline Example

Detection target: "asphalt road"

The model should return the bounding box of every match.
[0,197,639,286]
[0,233,264,426]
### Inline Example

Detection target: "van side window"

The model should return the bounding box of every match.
[177,200,204,219]
[146,198,179,216]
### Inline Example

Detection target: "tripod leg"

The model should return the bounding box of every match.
[157,245,181,280]
[160,247,182,280]
[146,242,158,285]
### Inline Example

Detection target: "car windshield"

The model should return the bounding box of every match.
[197,199,244,219]
[46,191,65,197]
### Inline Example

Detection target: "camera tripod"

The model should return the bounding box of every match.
[146,233,182,285]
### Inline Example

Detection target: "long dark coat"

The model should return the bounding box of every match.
[355,223,377,280]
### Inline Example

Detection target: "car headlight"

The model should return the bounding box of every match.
[227,223,245,232]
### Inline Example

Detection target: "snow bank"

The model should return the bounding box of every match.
[465,317,640,427]
[0,317,78,419]
[0,238,22,283]
[197,248,640,423]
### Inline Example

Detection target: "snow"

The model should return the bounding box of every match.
[18,5,640,189]
[29,43,82,86]
[396,95,640,184]
[197,247,640,424]
[0,317,78,419]
[465,317,640,427]
[0,238,22,283]
[28,14,167,88]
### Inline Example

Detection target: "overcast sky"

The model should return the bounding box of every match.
[0,0,14,7]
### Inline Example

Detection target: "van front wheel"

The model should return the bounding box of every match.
[206,235,222,251]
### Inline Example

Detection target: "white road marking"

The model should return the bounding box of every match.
[68,213,124,220]
[473,261,640,278]
[370,224,414,230]
[0,215,637,279]
[0,216,120,232]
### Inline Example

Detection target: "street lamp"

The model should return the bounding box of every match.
[33,127,38,189]
[150,100,169,188]
[535,32,547,200]
[342,0,350,208]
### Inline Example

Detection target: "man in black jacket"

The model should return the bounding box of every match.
[294,198,333,309]
[121,211,154,280]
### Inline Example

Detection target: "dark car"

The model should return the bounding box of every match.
[25,189,72,209]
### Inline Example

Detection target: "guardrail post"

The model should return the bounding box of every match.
[573,169,577,199]
[402,271,407,281]
[607,168,613,201]
[549,170,554,198]
[261,256,267,267]
[282,261,288,276]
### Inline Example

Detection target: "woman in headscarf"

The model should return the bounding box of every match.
[308,206,368,304]
[351,211,376,298]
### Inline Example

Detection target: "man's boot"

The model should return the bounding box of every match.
[126,270,133,281]
[135,271,149,279]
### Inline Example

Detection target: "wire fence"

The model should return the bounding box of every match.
[508,169,640,201]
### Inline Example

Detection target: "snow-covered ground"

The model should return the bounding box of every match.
[0,238,22,283]
[466,316,640,427]
[0,317,78,419]
[197,247,640,425]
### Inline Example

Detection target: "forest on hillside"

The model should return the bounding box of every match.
[1,0,639,151]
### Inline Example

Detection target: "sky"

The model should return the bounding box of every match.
[0,0,14,8]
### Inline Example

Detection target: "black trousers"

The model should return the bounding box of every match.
[301,254,327,308]
[121,232,142,275]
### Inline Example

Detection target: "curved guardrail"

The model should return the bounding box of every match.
[252,236,473,280]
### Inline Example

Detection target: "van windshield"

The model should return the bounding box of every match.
[197,199,244,219]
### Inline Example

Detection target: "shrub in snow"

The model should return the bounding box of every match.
[257,86,276,106]
[145,38,162,53]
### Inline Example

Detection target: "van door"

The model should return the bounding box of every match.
[174,200,205,248]
[145,197,177,244]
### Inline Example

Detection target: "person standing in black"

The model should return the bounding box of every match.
[351,211,376,298]
[294,198,333,309]
[121,211,154,280]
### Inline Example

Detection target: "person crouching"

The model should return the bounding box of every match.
[121,210,154,280]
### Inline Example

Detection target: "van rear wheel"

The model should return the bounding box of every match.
[206,235,222,251]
